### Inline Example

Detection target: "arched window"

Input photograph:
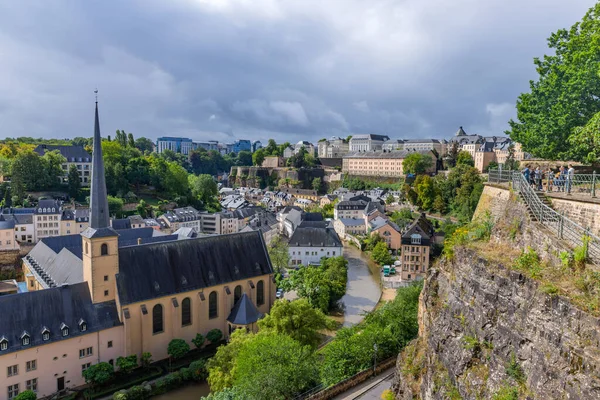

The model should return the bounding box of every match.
[208,291,218,319]
[101,243,108,256]
[256,280,265,306]
[181,298,192,326]
[152,304,163,334]
[234,285,242,305]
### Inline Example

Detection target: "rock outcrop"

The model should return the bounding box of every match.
[393,184,600,399]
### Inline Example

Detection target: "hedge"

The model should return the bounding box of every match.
[85,366,163,400]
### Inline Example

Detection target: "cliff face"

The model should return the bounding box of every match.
[393,185,600,399]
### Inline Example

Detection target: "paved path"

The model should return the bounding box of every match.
[332,367,395,400]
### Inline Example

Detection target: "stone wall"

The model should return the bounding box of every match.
[549,195,600,236]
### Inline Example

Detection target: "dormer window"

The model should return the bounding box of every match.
[0,337,7,351]
[42,328,50,341]
[60,323,69,337]
[38,208,42,213]
[52,208,56,212]
[79,319,87,332]
[21,331,30,346]
[411,234,422,245]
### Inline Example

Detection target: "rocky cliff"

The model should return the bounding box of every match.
[393,185,600,399]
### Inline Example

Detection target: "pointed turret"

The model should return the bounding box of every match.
[455,126,466,136]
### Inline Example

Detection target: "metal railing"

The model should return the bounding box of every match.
[488,168,598,197]
[510,172,600,264]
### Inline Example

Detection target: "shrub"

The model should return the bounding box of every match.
[462,335,480,352]
[116,354,138,374]
[513,247,542,278]
[83,362,114,386]
[126,385,149,400]
[141,352,152,368]
[192,333,205,349]
[574,235,590,269]
[189,359,209,381]
[540,283,559,296]
[493,385,519,400]
[380,389,395,400]
[15,390,37,400]
[559,251,573,269]
[167,339,190,360]
[207,329,223,343]
[112,390,127,400]
[505,353,525,384]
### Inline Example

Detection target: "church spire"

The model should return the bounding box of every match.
[89,92,110,229]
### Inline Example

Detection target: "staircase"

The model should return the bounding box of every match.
[525,190,553,221]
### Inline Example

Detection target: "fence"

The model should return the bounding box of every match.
[509,172,600,264]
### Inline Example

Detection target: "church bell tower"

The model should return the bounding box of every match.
[82,92,120,304]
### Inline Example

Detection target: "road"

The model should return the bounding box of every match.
[332,367,395,400]
[284,245,382,327]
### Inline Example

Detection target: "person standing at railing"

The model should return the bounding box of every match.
[566,164,574,194]
[522,165,530,188]
[534,167,543,190]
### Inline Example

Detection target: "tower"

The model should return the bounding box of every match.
[82,93,120,303]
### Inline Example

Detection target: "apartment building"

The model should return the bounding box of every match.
[288,225,343,266]
[60,209,90,235]
[158,207,202,233]
[399,214,434,282]
[342,150,437,178]
[0,217,18,251]
[403,139,446,155]
[381,140,405,152]
[33,200,62,242]
[33,145,92,186]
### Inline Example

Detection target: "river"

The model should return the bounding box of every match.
[154,245,382,399]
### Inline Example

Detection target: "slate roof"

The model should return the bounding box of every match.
[370,216,401,232]
[401,214,434,246]
[115,231,273,305]
[33,145,91,162]
[0,282,120,355]
[61,209,90,222]
[0,217,15,230]
[35,200,61,214]
[336,200,367,210]
[350,134,390,141]
[112,218,131,230]
[289,226,342,247]
[25,228,178,288]
[338,218,366,227]
[227,293,262,325]
[304,212,324,222]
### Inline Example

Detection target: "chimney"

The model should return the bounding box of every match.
[137,238,142,245]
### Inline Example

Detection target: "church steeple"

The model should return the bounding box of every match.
[90,94,110,229]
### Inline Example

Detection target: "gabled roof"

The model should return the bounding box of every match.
[303,212,324,222]
[227,293,262,325]
[33,145,91,162]
[401,214,434,245]
[116,231,273,305]
[0,218,15,230]
[289,226,343,247]
[370,216,400,232]
[0,282,120,354]
[338,218,366,227]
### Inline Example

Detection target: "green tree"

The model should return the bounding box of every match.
[252,148,266,166]
[167,339,190,360]
[258,298,334,347]
[236,151,252,166]
[207,330,253,391]
[11,151,45,196]
[312,177,322,193]
[233,332,320,400]
[189,174,218,209]
[433,194,446,214]
[192,333,205,349]
[456,151,474,167]
[83,362,114,386]
[107,196,124,217]
[127,133,135,148]
[402,153,433,175]
[135,137,155,153]
[508,3,600,160]
[201,387,243,400]
[371,241,393,265]
[386,194,395,205]
[116,354,138,374]
[268,235,290,274]
[446,142,459,168]
[414,175,435,210]
[136,199,152,219]
[67,164,81,198]
[504,144,519,170]
[207,329,223,343]
[41,150,67,187]
[14,391,36,400]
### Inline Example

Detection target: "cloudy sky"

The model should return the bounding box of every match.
[0,0,595,144]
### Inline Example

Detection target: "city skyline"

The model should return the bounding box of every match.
[0,0,594,144]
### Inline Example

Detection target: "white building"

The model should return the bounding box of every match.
[33,145,92,186]
[349,134,390,152]
[318,137,350,158]
[288,225,343,266]
[403,139,444,155]
[34,200,62,242]
[382,140,405,152]
[0,217,18,251]
[156,137,194,155]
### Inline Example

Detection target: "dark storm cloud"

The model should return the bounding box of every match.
[0,0,595,144]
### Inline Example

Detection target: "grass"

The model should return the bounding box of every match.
[505,353,525,384]
[492,385,519,400]
[138,194,161,206]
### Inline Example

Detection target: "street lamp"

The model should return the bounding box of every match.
[373,343,378,374]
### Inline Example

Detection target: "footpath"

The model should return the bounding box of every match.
[332,366,395,400]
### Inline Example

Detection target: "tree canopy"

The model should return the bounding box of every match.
[508,3,600,161]
[402,153,433,175]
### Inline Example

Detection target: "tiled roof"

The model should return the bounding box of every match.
[289,226,342,247]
